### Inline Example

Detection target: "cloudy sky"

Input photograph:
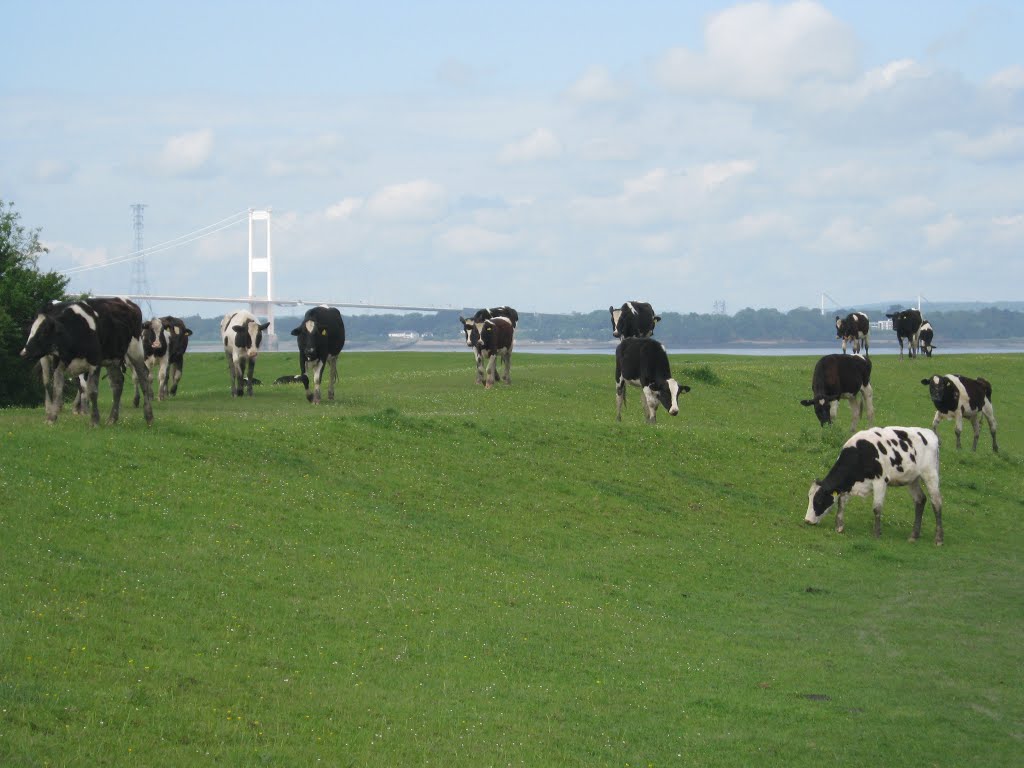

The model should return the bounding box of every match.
[3,1,1022,316]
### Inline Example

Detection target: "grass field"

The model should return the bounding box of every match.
[1,349,1021,767]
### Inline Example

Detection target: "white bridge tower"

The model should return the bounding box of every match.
[247,208,276,347]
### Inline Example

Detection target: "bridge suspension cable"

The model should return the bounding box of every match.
[60,209,250,276]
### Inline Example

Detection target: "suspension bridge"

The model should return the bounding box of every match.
[60,208,452,346]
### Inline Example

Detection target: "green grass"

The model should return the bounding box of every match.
[1,350,1021,766]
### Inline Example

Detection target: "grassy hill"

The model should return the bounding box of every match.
[1,351,1021,766]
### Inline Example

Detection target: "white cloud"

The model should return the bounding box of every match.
[43,240,108,268]
[923,213,963,248]
[439,226,516,254]
[700,159,756,190]
[658,0,859,100]
[566,66,626,104]
[887,196,938,220]
[33,159,75,183]
[815,217,877,253]
[954,126,1024,162]
[326,197,364,220]
[365,180,446,221]
[730,211,798,240]
[156,129,214,176]
[498,128,562,164]
[988,66,1024,91]
[989,213,1024,244]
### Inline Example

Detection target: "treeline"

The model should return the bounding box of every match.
[181,306,1024,346]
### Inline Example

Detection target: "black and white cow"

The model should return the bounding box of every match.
[610,301,661,339]
[221,310,270,397]
[290,305,345,403]
[468,315,514,388]
[918,320,935,357]
[921,374,997,452]
[835,312,870,356]
[615,337,690,423]
[20,297,154,426]
[800,354,874,432]
[471,306,519,327]
[885,309,923,360]
[134,315,192,404]
[805,427,943,545]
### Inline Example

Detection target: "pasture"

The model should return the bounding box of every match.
[1,350,1021,766]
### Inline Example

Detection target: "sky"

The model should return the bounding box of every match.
[2,0,1023,318]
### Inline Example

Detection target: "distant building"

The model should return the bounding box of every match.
[388,331,420,340]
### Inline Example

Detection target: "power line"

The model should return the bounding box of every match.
[61,210,250,275]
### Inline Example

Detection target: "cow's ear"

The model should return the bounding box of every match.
[800,399,815,406]
[680,385,691,393]
[653,315,661,323]
[232,325,245,333]
[920,379,929,385]
[183,329,193,336]
[648,381,661,392]
[258,322,271,331]
[291,327,301,336]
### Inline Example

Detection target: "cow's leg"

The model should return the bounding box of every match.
[474,349,485,385]
[953,411,964,450]
[327,355,338,401]
[310,360,324,403]
[925,477,944,546]
[835,495,847,533]
[158,356,170,400]
[848,393,861,433]
[862,384,875,427]
[967,413,981,452]
[106,363,126,425]
[170,361,183,395]
[501,349,511,384]
[642,387,657,424]
[983,405,998,452]
[226,353,239,396]
[85,367,101,427]
[908,479,925,542]
[863,335,869,358]
[245,358,256,396]
[126,346,155,425]
[42,358,61,423]
[616,380,626,421]
[484,352,497,389]
[871,483,888,538]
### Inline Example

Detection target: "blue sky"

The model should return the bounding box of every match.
[3,1,1022,317]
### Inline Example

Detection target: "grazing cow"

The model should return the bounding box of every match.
[610,301,661,339]
[921,374,998,452]
[615,337,690,423]
[290,306,345,403]
[835,312,870,356]
[885,309,923,359]
[467,315,514,388]
[918,320,935,357]
[800,354,874,432]
[134,315,192,405]
[221,310,270,396]
[20,297,154,426]
[805,427,943,545]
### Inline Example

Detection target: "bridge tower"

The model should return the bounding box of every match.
[247,208,276,348]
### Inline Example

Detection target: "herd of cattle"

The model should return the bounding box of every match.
[20,297,1000,544]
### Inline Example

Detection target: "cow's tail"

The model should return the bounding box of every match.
[977,377,993,401]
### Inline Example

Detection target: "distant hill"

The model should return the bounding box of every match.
[827,301,1024,315]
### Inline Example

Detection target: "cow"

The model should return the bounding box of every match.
[921,374,997,452]
[459,307,517,385]
[610,301,661,339]
[290,306,345,403]
[885,309,923,360]
[134,315,192,405]
[615,337,690,423]
[804,427,943,545]
[221,310,270,396]
[835,312,870,356]
[467,315,514,388]
[918,320,935,357]
[20,297,154,426]
[800,354,874,432]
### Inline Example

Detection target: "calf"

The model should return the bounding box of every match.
[290,306,345,403]
[805,427,943,545]
[921,374,997,452]
[221,310,270,396]
[885,309,923,360]
[615,337,690,423]
[918,320,935,357]
[800,354,874,432]
[835,312,870,356]
[134,315,192,404]
[20,297,154,426]
[469,315,514,388]
[610,301,661,339]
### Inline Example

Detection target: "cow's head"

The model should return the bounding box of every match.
[645,378,689,417]
[20,313,64,361]
[834,315,845,338]
[609,306,624,338]
[291,319,328,362]
[233,320,270,358]
[458,316,476,347]
[921,375,956,408]
[143,318,168,354]
[476,319,503,351]
[804,481,837,524]
[168,325,192,357]
[800,396,839,426]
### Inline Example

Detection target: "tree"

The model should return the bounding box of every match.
[0,201,69,407]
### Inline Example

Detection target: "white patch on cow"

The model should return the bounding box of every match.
[304,320,315,334]
[667,378,681,415]
[69,303,97,330]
